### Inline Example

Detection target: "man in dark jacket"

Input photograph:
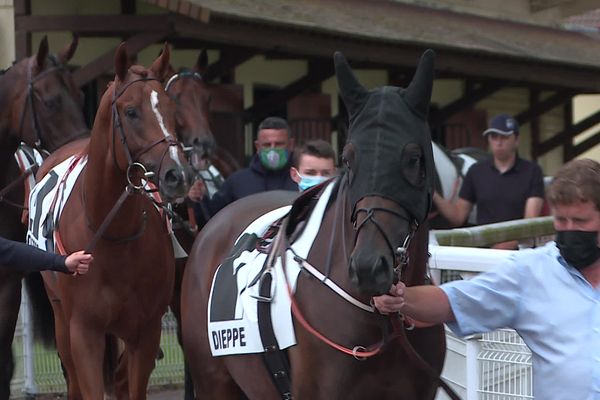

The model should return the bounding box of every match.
[1,237,92,274]
[200,117,298,216]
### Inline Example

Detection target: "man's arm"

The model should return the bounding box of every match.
[373,283,455,324]
[432,192,473,227]
[524,197,544,218]
[0,237,92,274]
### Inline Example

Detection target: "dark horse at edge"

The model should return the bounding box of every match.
[0,35,88,400]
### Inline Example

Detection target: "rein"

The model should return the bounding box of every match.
[0,165,38,210]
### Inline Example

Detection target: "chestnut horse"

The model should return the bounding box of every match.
[0,35,87,400]
[181,50,448,399]
[31,43,191,399]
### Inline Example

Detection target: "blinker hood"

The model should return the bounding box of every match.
[334,50,436,224]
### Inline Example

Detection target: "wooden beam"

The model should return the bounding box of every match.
[534,109,600,157]
[15,15,171,34]
[14,0,31,59]
[431,81,505,128]
[73,32,167,87]
[204,48,257,83]
[244,61,334,123]
[514,90,574,125]
[529,89,540,160]
[570,130,600,158]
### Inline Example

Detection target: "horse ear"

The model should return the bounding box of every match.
[35,36,49,71]
[114,42,128,82]
[58,34,78,64]
[404,49,435,118]
[334,52,368,118]
[194,49,208,74]
[150,42,171,81]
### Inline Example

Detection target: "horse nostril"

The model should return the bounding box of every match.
[164,168,182,188]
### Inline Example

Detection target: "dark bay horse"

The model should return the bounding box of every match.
[0,35,87,400]
[181,50,447,399]
[165,49,242,399]
[31,43,191,400]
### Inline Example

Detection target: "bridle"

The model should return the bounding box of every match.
[352,203,418,281]
[164,70,203,93]
[82,77,180,253]
[17,55,87,151]
[0,55,86,210]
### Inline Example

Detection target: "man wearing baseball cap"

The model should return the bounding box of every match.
[432,113,545,249]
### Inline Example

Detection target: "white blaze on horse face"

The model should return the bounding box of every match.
[150,90,184,169]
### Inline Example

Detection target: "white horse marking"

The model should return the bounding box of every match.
[150,90,184,171]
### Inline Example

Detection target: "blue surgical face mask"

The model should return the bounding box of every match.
[298,174,328,191]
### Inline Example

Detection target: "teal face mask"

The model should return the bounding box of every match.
[259,148,289,171]
[298,174,328,191]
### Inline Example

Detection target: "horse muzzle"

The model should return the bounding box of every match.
[349,250,394,296]
[159,164,191,201]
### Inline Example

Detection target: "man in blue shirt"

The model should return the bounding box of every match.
[374,158,600,399]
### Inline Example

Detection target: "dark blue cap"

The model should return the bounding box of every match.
[483,114,519,136]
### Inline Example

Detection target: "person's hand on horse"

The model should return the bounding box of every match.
[187,179,206,202]
[65,250,93,275]
[372,282,406,314]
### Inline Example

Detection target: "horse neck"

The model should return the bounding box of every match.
[83,98,145,234]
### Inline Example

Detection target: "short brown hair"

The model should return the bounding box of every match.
[547,158,600,211]
[293,139,336,168]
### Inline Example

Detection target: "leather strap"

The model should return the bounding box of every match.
[257,271,293,400]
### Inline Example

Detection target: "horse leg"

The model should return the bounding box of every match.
[125,319,162,400]
[69,320,106,400]
[50,302,85,400]
[0,273,20,400]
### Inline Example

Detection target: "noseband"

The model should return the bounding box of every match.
[352,204,418,280]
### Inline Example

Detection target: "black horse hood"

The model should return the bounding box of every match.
[335,50,435,224]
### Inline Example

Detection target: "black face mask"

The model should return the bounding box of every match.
[555,230,600,271]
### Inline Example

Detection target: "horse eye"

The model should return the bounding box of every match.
[124,107,138,119]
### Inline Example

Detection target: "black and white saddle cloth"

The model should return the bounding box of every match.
[27,155,87,252]
[208,181,335,356]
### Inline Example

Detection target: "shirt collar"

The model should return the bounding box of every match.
[485,155,523,174]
